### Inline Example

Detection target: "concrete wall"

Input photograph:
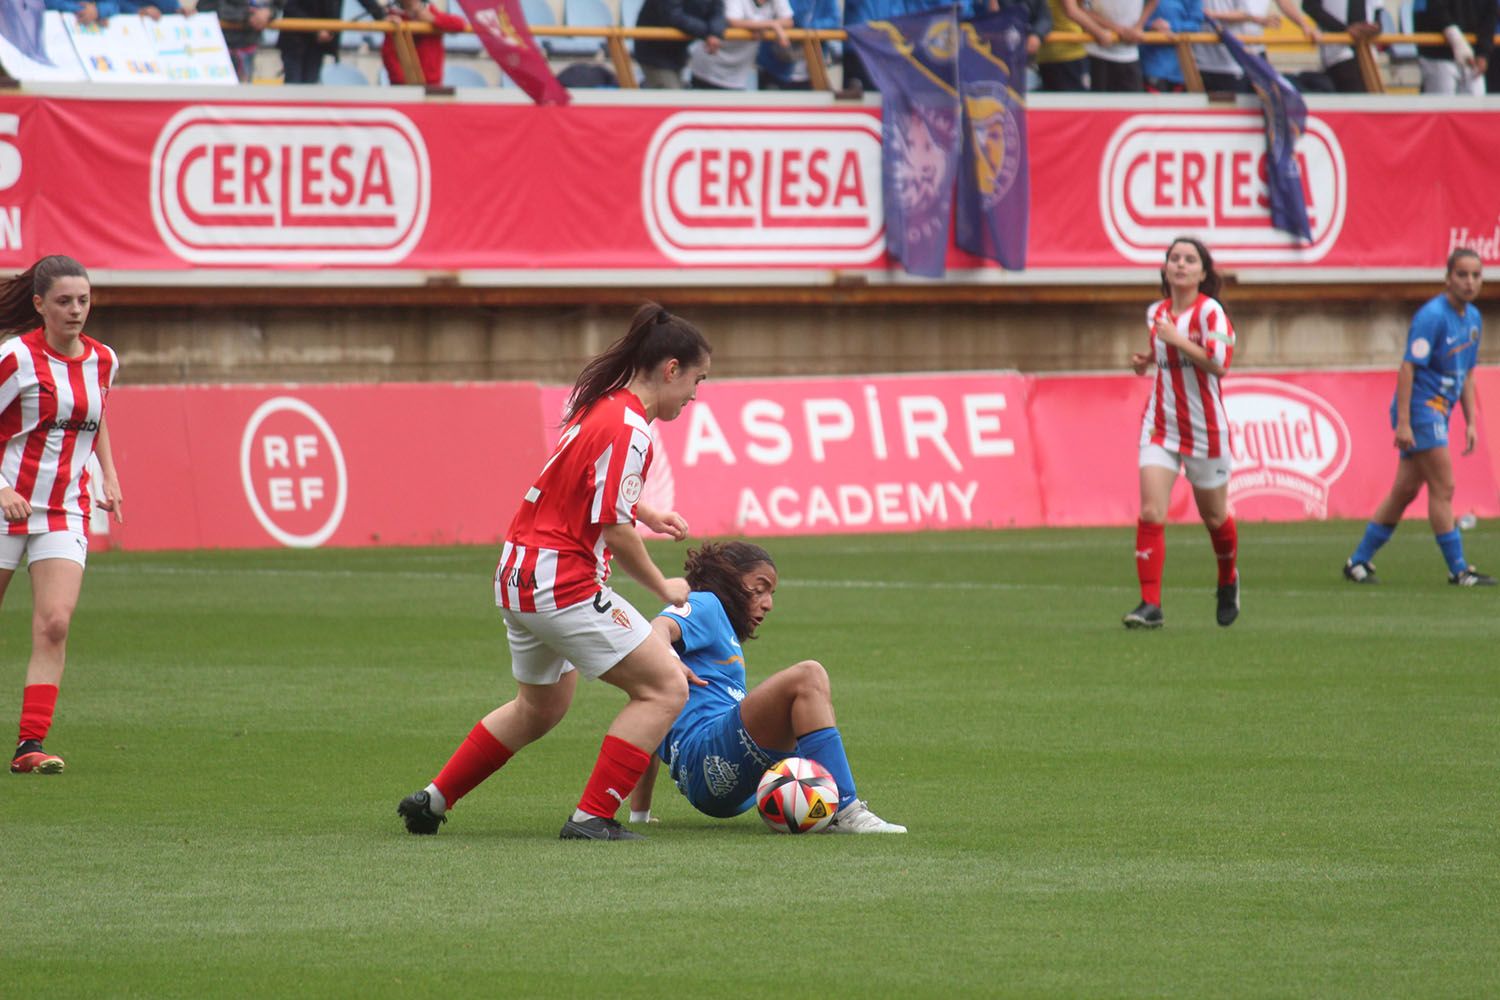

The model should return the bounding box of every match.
[90,295,1496,386]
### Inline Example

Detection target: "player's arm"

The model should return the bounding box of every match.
[1394,361,1417,450]
[652,612,706,687]
[1153,313,1227,377]
[629,754,661,822]
[93,416,125,523]
[1459,372,1478,456]
[636,501,688,541]
[602,523,688,605]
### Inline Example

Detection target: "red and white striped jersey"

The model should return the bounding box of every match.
[0,330,118,536]
[496,391,654,612]
[1138,294,1235,458]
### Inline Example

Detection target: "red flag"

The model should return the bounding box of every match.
[455,0,570,106]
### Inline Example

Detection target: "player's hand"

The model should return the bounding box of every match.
[1130,352,1152,375]
[678,660,707,687]
[1463,424,1477,456]
[659,576,690,607]
[1394,423,1415,451]
[0,486,32,523]
[1153,314,1184,348]
[98,478,125,524]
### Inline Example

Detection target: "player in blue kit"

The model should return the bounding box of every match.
[1345,248,1494,587]
[627,540,906,834]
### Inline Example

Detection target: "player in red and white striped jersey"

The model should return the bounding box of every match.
[2,256,125,775]
[399,303,713,841]
[1124,237,1241,631]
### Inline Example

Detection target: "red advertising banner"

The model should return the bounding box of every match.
[1,92,1497,280]
[103,383,547,551]
[541,373,1042,539]
[95,371,1497,551]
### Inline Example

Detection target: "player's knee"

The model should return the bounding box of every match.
[793,659,830,698]
[32,609,72,648]
[654,666,689,714]
[1201,510,1228,531]
[516,692,569,736]
[1138,504,1167,524]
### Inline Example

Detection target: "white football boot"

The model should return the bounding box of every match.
[827,799,907,834]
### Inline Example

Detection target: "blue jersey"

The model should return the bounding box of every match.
[1392,293,1482,426]
[657,591,749,762]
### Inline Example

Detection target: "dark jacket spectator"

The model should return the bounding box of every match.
[381,0,467,84]
[278,0,381,83]
[635,0,727,86]
[198,0,283,81]
[1413,0,1495,64]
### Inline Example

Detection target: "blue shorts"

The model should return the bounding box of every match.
[664,705,792,819]
[1399,419,1448,457]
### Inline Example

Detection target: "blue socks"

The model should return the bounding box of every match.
[1350,522,1396,565]
[796,727,857,811]
[1436,529,1467,575]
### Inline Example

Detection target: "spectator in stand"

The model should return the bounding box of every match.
[198,0,281,82]
[1085,0,1156,91]
[381,0,467,85]
[636,0,727,89]
[984,0,1052,71]
[1141,0,1201,91]
[1037,0,1110,90]
[1195,0,1319,93]
[1301,0,1378,92]
[1491,0,1500,93]
[277,0,381,83]
[757,0,837,90]
[1414,0,1494,94]
[690,0,792,89]
[44,1,118,27]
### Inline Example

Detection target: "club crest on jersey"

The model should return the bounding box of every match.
[611,608,632,629]
[620,473,643,504]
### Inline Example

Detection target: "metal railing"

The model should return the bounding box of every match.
[269,18,1497,94]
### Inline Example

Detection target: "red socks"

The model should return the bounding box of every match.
[1135,520,1166,605]
[432,721,514,807]
[1209,517,1239,586]
[576,734,651,819]
[18,684,58,745]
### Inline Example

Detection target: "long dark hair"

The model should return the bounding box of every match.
[1159,237,1223,301]
[0,255,90,336]
[565,302,711,420]
[683,540,775,642]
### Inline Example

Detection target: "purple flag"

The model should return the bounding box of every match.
[456,0,570,106]
[0,0,53,68]
[847,8,962,278]
[955,10,1028,270]
[1215,25,1311,242]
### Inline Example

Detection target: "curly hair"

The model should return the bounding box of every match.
[682,540,775,642]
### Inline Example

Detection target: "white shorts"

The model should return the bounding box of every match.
[501,584,653,685]
[0,530,89,571]
[1139,443,1231,489]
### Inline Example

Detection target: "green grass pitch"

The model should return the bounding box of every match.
[2,522,1497,998]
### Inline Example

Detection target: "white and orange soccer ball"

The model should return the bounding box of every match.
[755,757,839,834]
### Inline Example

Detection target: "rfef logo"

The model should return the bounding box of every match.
[239,397,349,547]
[151,105,429,264]
[1100,113,1345,264]
[1223,377,1350,518]
[643,111,884,265]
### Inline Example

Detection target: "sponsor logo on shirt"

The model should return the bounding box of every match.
[642,111,885,266]
[45,417,99,432]
[1101,113,1345,264]
[151,105,430,265]
[1223,378,1351,519]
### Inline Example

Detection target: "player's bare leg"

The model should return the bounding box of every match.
[739,660,835,751]
[11,559,83,775]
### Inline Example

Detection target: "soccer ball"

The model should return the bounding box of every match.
[756,757,839,834]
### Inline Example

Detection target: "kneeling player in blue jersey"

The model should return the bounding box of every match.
[627,540,905,834]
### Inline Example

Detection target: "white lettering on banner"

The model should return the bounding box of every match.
[642,111,885,266]
[680,389,1013,469]
[239,397,349,547]
[0,114,22,250]
[150,105,429,265]
[1449,216,1500,262]
[737,481,980,530]
[1223,377,1351,518]
[1100,114,1346,264]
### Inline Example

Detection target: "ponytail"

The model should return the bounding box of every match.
[565,302,711,420]
[683,541,776,641]
[0,255,90,336]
